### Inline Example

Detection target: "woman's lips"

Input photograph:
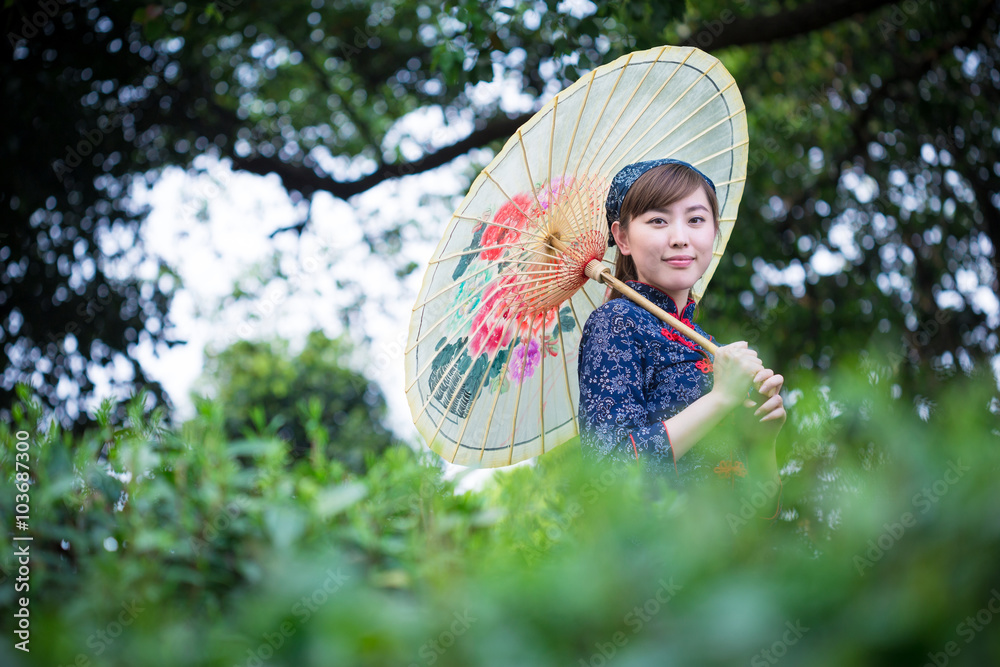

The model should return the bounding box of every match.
[664,256,694,267]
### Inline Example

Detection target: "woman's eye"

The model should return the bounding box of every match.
[689,216,705,224]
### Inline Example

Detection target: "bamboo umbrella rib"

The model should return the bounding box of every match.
[561,70,597,178]
[482,170,591,265]
[451,213,554,246]
[511,278,570,305]
[483,169,537,224]
[552,187,592,239]
[554,313,578,435]
[538,321,546,456]
[566,295,589,341]
[445,314,526,462]
[614,65,728,168]
[590,53,697,176]
[408,246,557,357]
[431,240,571,264]
[518,130,546,221]
[572,53,635,179]
[547,96,557,229]
[425,313,523,462]
[504,321,532,465]
[408,261,570,379]
[648,110,738,165]
[411,259,498,312]
[476,312,526,462]
[581,46,666,176]
[690,137,750,168]
[573,277,599,314]
[552,182,601,251]
[712,177,742,188]
[563,176,602,236]
[518,124,589,243]
[406,276,494,359]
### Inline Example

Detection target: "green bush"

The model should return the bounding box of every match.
[200,331,395,473]
[1,363,998,667]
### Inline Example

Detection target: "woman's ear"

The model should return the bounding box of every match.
[610,220,631,255]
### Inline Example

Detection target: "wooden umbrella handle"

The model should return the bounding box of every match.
[583,260,719,355]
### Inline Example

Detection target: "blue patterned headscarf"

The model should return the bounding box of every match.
[605,158,716,246]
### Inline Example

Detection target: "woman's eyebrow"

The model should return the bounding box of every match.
[685,204,709,213]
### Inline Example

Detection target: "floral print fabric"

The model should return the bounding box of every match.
[577,281,719,481]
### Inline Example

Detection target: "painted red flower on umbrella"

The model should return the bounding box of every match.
[477,193,535,261]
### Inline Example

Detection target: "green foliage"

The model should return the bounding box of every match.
[3,0,997,423]
[199,330,394,472]
[2,363,999,666]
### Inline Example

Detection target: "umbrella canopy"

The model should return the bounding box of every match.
[405,45,749,468]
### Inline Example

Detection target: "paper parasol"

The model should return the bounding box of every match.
[405,45,749,467]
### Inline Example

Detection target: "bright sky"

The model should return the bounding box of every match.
[127,152,522,490]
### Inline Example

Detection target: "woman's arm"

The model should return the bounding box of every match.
[663,341,767,461]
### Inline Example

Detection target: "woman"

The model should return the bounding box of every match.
[577,159,784,515]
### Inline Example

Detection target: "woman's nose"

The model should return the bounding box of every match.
[667,227,689,247]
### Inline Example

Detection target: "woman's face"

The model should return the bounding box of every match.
[611,186,717,306]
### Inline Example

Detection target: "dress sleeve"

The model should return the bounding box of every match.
[577,303,677,472]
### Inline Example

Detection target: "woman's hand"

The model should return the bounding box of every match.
[710,342,765,408]
[749,368,786,436]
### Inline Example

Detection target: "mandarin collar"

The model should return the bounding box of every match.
[625,281,698,320]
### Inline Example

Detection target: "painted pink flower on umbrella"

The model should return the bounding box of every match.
[477,193,534,261]
[474,177,578,262]
[468,275,521,357]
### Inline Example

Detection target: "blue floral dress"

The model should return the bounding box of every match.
[577,281,726,483]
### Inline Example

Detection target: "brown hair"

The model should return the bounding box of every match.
[608,163,720,301]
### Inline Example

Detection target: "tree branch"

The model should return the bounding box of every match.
[232,0,905,205]
[230,111,531,200]
[681,0,899,51]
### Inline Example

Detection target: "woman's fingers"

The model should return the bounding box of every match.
[757,372,784,397]
[760,405,787,423]
[754,394,785,420]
